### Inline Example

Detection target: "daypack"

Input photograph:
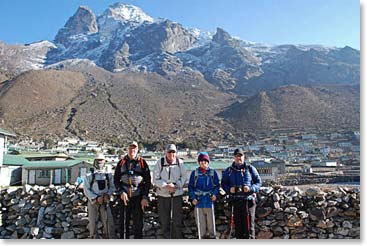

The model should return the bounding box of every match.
[90,168,110,190]
[159,157,182,179]
[193,168,215,189]
[228,164,256,180]
[119,155,145,169]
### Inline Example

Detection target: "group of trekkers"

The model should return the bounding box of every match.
[83,141,262,240]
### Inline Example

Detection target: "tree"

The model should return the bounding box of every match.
[43,138,54,149]
[107,148,116,155]
[117,149,125,156]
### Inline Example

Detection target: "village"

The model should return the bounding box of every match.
[0,128,360,188]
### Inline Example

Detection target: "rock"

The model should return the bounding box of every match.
[256,207,272,218]
[309,207,326,221]
[260,187,273,195]
[257,229,273,239]
[342,221,353,229]
[284,207,297,213]
[61,231,75,239]
[305,187,321,197]
[72,217,89,226]
[30,227,39,236]
[287,215,303,227]
[316,220,328,229]
[45,206,56,215]
[11,231,18,239]
[326,207,339,217]
[273,193,280,202]
[0,185,360,239]
[335,227,349,236]
[297,211,308,219]
[344,210,357,217]
[272,225,283,236]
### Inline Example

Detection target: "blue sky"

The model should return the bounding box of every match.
[0,0,360,49]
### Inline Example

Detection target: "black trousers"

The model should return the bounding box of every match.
[119,195,144,239]
[158,195,183,239]
[232,199,256,239]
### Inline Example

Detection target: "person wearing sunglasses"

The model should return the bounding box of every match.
[153,144,187,238]
[221,149,262,239]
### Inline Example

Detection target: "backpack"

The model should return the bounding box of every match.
[193,168,215,188]
[228,164,255,180]
[119,155,145,169]
[90,168,110,190]
[159,157,182,179]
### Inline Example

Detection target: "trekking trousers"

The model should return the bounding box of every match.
[232,199,256,239]
[87,201,116,238]
[119,195,144,239]
[194,207,216,238]
[157,195,183,239]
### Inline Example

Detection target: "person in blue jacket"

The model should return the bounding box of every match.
[221,149,262,239]
[188,152,219,239]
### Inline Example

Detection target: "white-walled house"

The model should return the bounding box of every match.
[0,128,16,187]
[1,155,29,186]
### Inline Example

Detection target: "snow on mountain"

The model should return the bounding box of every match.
[44,58,96,70]
[97,2,153,42]
[0,40,56,74]
[187,28,213,48]
[103,2,154,23]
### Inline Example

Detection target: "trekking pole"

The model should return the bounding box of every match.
[246,199,251,239]
[169,192,174,239]
[211,202,216,239]
[196,205,201,239]
[229,203,234,239]
[105,201,110,239]
[96,203,102,239]
[123,203,127,239]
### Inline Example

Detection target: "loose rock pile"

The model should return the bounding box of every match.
[0,184,360,239]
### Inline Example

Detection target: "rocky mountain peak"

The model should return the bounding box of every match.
[101,2,154,24]
[212,27,235,46]
[54,5,98,47]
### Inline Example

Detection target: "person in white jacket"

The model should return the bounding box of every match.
[83,153,116,239]
[153,144,187,239]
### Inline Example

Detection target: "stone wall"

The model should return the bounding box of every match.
[0,184,360,239]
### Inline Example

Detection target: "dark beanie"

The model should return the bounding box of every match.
[198,152,210,163]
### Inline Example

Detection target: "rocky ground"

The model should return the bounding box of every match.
[0,184,360,239]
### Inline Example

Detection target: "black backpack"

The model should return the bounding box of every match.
[90,168,110,189]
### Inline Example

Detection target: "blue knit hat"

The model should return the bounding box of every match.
[198,152,210,163]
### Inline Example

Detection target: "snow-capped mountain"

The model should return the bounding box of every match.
[97,2,154,43]
[0,2,360,142]
[0,2,360,95]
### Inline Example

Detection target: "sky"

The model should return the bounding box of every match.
[0,0,361,49]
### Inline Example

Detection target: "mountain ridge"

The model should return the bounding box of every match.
[0,2,360,143]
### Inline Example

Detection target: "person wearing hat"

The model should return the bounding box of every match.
[188,152,220,239]
[153,143,187,239]
[83,153,116,238]
[221,149,262,239]
[113,141,151,239]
